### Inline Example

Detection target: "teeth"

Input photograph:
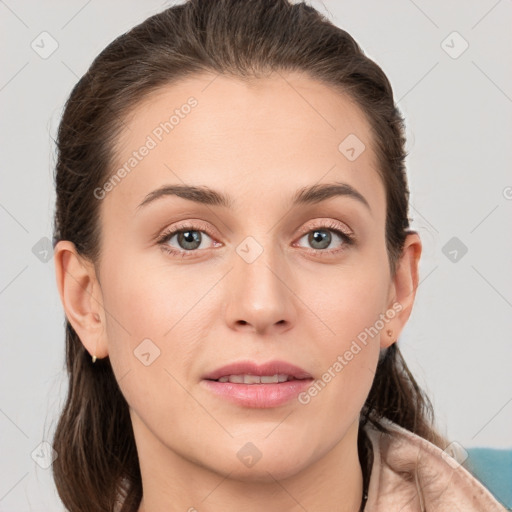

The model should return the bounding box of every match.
[217,374,292,384]
[244,374,262,384]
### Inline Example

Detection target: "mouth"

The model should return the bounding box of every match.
[202,359,313,382]
[201,360,314,408]
[207,374,307,384]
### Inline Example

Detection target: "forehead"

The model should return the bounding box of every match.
[105,71,385,218]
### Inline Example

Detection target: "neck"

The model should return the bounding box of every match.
[134,415,365,512]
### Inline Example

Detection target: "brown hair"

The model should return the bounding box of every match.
[51,1,447,510]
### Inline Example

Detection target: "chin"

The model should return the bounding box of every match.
[203,442,313,483]
[222,459,308,483]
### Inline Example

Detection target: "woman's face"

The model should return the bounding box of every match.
[71,72,418,481]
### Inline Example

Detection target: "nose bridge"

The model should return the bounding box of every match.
[234,232,287,300]
[225,232,295,333]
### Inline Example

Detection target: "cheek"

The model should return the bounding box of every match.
[300,257,389,409]
[315,255,390,347]
[98,250,221,376]
[100,247,207,335]
[97,253,210,427]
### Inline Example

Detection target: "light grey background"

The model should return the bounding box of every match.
[1,0,511,510]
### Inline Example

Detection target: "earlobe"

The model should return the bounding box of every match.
[54,240,109,360]
[381,232,422,349]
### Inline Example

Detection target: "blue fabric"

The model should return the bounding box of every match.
[464,447,512,510]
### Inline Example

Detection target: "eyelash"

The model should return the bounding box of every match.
[156,220,355,259]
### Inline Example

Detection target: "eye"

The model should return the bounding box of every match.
[156,219,355,259]
[156,222,218,258]
[294,220,354,256]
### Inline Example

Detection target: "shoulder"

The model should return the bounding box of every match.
[362,418,509,511]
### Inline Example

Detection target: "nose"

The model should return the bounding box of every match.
[224,239,297,336]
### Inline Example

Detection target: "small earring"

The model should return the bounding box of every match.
[386,329,393,338]
[92,337,98,363]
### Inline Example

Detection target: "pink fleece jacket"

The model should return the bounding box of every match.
[363,418,508,511]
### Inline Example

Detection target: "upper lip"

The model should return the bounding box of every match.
[202,360,313,381]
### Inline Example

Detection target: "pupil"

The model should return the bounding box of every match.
[310,229,330,249]
[179,230,201,250]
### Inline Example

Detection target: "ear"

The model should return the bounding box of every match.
[381,232,422,349]
[53,240,109,360]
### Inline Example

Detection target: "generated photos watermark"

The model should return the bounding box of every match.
[93,96,198,200]
[298,301,403,405]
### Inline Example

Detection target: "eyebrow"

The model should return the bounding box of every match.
[136,182,371,212]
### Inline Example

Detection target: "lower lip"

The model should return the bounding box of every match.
[201,378,314,408]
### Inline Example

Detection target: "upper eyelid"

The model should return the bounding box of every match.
[296,220,353,237]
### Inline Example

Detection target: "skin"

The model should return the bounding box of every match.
[54,71,421,512]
